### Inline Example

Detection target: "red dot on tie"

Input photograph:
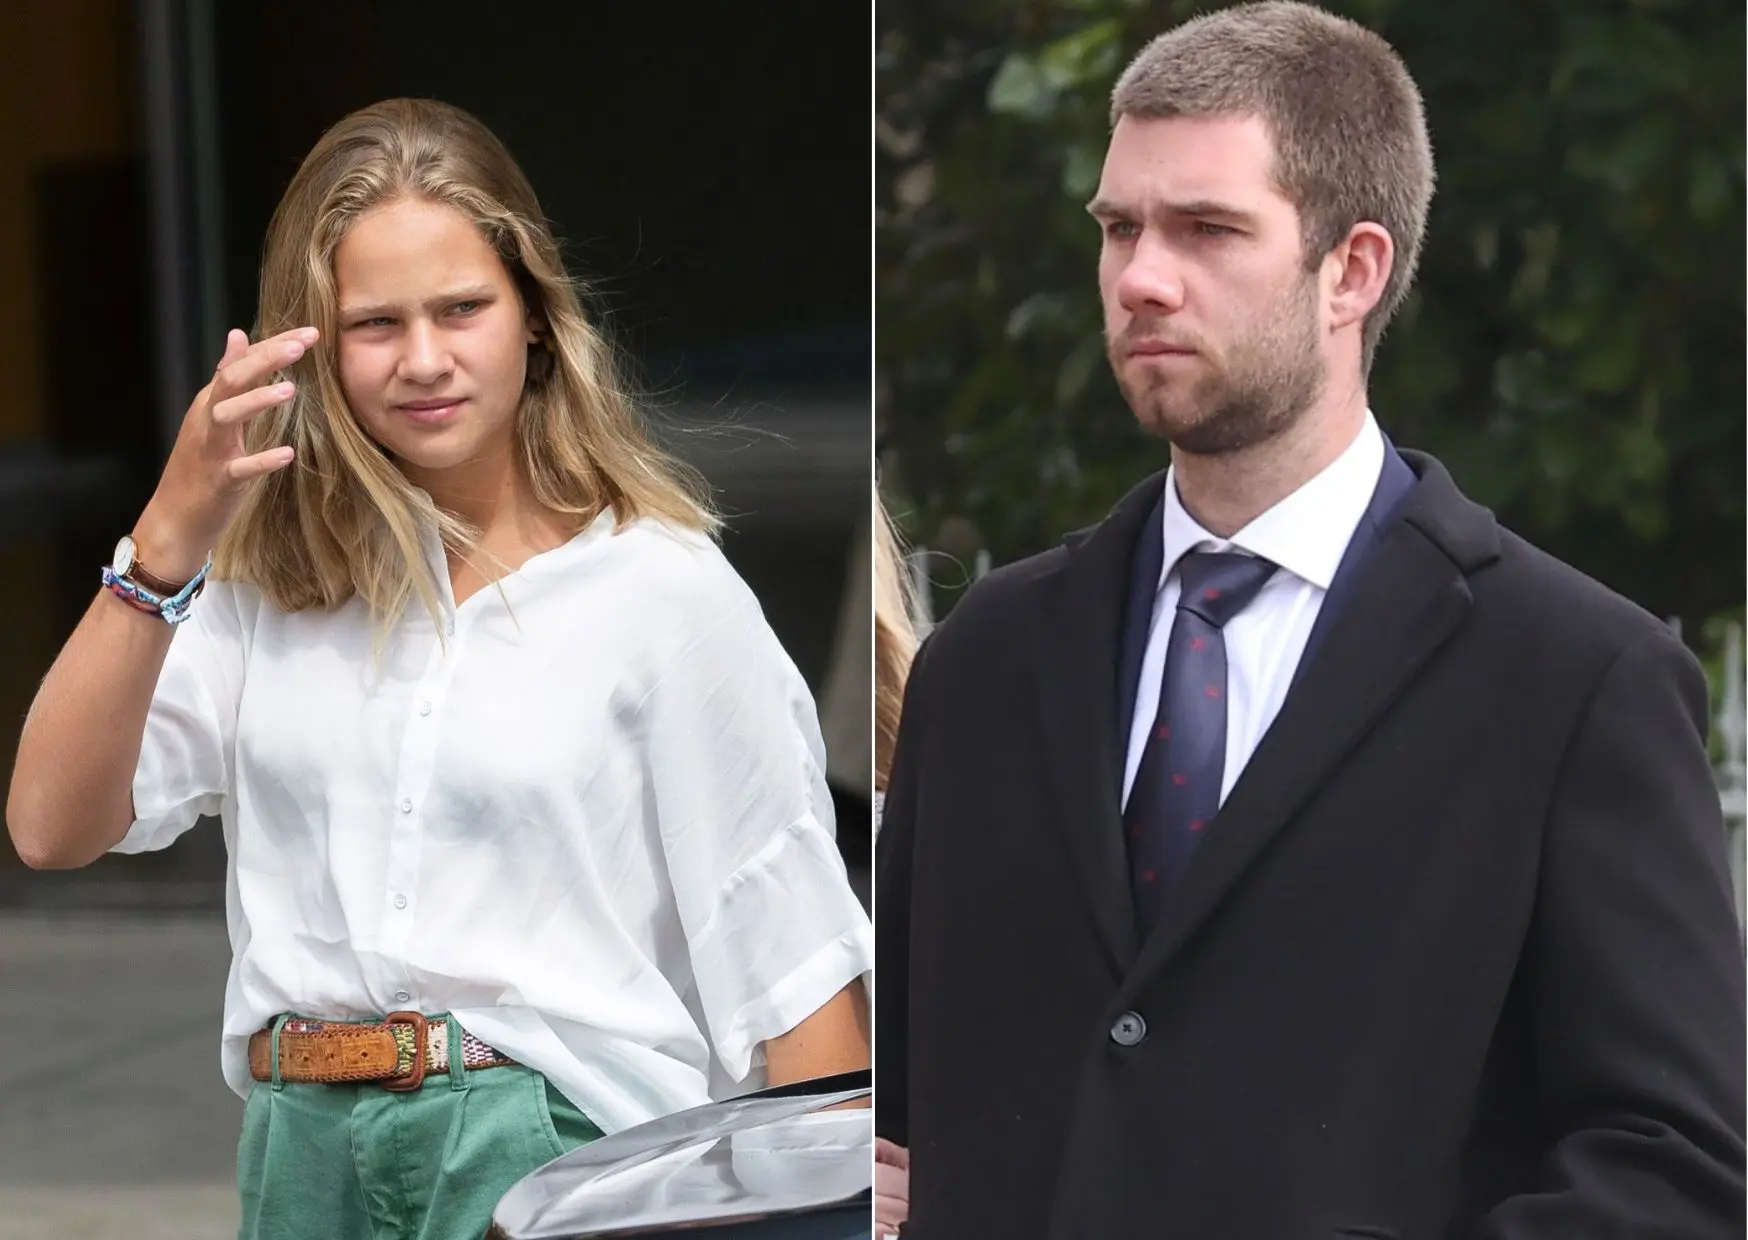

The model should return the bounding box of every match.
[1156,724,1171,740]
[1171,772,1188,787]
[1205,684,1221,698]
[1204,587,1222,600]
[1190,636,1207,651]
[1141,870,1157,883]
[1129,824,1142,839]
[1189,819,1206,832]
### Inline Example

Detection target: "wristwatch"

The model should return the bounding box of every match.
[112,535,192,595]
[104,535,213,625]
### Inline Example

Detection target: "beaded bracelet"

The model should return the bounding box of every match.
[100,553,214,626]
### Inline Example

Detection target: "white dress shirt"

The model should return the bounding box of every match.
[1121,413,1386,810]
[118,509,874,1133]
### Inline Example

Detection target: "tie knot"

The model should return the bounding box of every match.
[1174,550,1277,628]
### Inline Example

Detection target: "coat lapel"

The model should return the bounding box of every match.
[1034,471,1169,973]
[1116,485,1170,735]
[1124,451,1501,990]
[1286,441,1417,696]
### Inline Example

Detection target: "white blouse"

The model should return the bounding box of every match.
[116,509,874,1133]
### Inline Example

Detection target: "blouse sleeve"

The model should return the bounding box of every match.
[638,564,874,1084]
[113,581,248,854]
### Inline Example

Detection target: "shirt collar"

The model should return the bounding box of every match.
[1158,410,1386,593]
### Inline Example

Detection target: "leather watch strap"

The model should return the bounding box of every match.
[126,559,193,596]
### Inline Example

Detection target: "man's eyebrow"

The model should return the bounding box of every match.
[1086,197,1260,226]
[1163,199,1259,224]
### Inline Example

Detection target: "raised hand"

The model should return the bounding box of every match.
[134,326,317,582]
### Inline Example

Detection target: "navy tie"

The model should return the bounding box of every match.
[1125,550,1278,933]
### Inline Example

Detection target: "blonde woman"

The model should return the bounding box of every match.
[6,99,871,1240]
[874,491,921,812]
[873,490,918,1238]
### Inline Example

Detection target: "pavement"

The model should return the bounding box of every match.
[0,912,240,1239]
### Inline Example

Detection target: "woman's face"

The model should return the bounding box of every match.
[332,195,537,491]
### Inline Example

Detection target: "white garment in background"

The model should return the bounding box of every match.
[119,509,873,1133]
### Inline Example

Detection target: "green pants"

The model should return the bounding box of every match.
[237,1016,603,1240]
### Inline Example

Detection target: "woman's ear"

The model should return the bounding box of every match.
[525,315,555,382]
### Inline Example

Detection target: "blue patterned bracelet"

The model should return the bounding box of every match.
[100,553,214,625]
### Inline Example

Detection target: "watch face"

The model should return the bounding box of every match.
[113,536,135,576]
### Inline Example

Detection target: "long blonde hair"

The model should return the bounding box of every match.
[218,98,716,630]
[874,493,921,791]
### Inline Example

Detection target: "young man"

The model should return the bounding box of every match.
[874,5,1745,1237]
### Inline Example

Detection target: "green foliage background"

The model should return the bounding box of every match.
[876,0,1744,647]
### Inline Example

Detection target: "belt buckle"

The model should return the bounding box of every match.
[380,1011,429,1091]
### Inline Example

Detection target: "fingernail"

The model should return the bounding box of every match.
[286,342,304,360]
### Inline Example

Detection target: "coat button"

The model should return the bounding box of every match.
[1109,1011,1147,1047]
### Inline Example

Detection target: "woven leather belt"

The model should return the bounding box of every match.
[247,1011,515,1090]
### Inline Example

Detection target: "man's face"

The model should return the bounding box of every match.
[1091,113,1327,456]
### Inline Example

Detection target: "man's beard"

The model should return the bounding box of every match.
[1108,274,1326,457]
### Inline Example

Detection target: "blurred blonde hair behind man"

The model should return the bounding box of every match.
[874,492,920,794]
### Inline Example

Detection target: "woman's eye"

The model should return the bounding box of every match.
[450,300,481,316]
